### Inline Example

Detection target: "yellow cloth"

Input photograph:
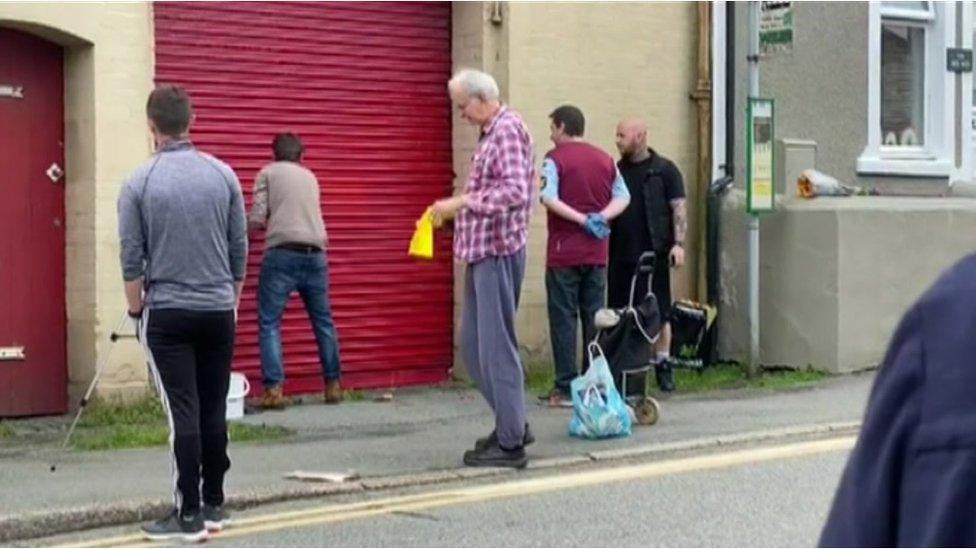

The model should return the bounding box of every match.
[408,208,435,260]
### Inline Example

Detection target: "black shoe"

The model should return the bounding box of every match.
[141,509,208,542]
[463,443,528,469]
[656,361,676,393]
[203,504,231,532]
[474,424,535,451]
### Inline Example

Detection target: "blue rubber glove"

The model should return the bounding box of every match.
[583,213,610,240]
[593,217,611,239]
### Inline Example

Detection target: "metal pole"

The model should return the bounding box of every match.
[747,1,761,376]
[51,311,133,471]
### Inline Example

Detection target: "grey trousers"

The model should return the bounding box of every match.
[460,249,527,449]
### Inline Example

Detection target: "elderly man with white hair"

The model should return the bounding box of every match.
[430,69,536,469]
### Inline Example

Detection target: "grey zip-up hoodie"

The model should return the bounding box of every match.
[117,140,247,311]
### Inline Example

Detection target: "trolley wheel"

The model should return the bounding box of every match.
[634,396,660,426]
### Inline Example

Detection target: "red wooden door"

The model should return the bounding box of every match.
[0,28,67,417]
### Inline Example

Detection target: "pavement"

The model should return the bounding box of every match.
[0,372,875,542]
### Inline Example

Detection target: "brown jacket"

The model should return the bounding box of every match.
[249,161,327,250]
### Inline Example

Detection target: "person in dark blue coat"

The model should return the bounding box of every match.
[821,253,976,547]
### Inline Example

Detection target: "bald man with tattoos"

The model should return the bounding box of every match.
[609,118,687,392]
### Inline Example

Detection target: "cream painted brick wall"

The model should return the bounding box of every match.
[91,4,154,397]
[449,2,700,371]
[508,2,699,363]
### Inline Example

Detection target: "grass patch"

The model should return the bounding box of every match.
[79,395,166,428]
[228,423,291,443]
[746,367,831,390]
[520,359,828,398]
[652,363,829,395]
[665,363,748,393]
[73,424,172,451]
[344,390,366,402]
[0,421,15,439]
[523,361,555,397]
[72,395,291,451]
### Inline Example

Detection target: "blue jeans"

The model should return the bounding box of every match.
[258,248,341,388]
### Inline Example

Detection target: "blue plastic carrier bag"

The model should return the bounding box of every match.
[568,343,633,439]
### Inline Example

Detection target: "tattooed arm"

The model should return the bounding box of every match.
[671,198,687,246]
[670,198,687,267]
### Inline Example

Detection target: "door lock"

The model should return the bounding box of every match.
[46,163,64,183]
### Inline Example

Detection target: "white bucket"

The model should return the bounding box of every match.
[226,372,251,421]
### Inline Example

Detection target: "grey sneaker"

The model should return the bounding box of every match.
[141,509,208,542]
[203,504,231,532]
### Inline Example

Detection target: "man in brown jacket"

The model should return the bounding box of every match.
[249,132,342,408]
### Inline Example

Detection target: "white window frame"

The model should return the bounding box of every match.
[858,1,955,177]
[712,0,728,184]
[880,1,934,22]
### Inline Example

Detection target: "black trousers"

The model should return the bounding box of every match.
[608,252,673,321]
[141,309,235,515]
[546,266,607,394]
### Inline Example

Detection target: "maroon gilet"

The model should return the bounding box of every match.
[546,141,616,268]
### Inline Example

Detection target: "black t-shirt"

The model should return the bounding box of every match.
[611,149,685,263]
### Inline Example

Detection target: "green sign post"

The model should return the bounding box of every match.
[760,1,793,55]
[747,97,775,214]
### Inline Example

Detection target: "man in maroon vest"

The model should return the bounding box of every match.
[539,105,631,407]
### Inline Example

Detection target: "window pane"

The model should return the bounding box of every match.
[881,23,925,147]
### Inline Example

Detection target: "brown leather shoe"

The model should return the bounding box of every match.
[260,386,289,410]
[324,380,343,405]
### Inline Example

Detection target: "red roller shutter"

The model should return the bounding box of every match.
[153,2,454,394]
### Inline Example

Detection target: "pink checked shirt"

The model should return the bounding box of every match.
[454,107,536,264]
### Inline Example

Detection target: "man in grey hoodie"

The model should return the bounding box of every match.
[117,85,247,542]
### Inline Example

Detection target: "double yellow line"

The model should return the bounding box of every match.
[62,436,855,548]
